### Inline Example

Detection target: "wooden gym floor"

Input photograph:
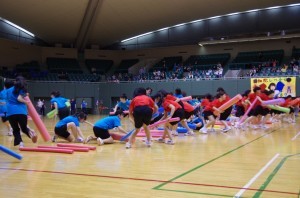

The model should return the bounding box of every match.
[0,114,299,198]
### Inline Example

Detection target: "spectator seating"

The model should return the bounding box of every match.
[151,56,182,71]
[184,53,230,70]
[85,59,113,74]
[115,59,139,73]
[46,58,82,73]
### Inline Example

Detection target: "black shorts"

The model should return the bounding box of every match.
[54,125,70,139]
[184,110,195,120]
[203,110,217,120]
[58,107,70,120]
[251,105,269,116]
[170,108,185,125]
[1,112,8,122]
[235,106,245,117]
[150,113,164,124]
[133,106,153,128]
[289,107,294,114]
[220,106,232,121]
[93,126,110,139]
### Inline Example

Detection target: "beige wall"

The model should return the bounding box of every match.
[0,38,42,68]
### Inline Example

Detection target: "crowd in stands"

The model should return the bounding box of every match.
[1,49,299,82]
[242,57,299,77]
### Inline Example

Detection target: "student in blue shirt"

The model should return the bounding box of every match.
[0,79,14,136]
[6,76,37,147]
[50,91,70,120]
[113,94,131,112]
[84,110,127,145]
[53,112,86,143]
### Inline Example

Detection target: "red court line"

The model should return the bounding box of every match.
[0,167,297,196]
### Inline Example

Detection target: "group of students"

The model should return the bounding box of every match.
[234,86,298,129]
[1,76,298,150]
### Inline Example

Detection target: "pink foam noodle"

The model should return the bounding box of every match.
[25,96,51,142]
[238,97,258,124]
[213,94,242,116]
[180,96,192,102]
[19,147,73,154]
[57,143,96,150]
[109,110,129,115]
[38,146,89,152]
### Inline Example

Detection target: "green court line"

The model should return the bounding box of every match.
[153,129,278,190]
[156,188,233,197]
[253,153,300,198]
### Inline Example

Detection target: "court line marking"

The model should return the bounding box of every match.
[0,167,298,196]
[291,131,300,141]
[253,153,300,198]
[153,129,278,190]
[156,188,233,197]
[234,153,280,198]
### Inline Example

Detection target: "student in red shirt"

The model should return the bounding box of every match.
[240,87,261,127]
[235,90,251,118]
[126,87,157,149]
[241,88,273,129]
[153,91,185,145]
[157,90,194,136]
[280,95,295,123]
[200,93,226,134]
[216,88,232,132]
[181,101,195,135]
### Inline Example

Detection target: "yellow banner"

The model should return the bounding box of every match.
[250,77,296,97]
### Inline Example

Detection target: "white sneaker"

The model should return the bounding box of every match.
[172,131,178,136]
[145,140,151,147]
[19,142,24,148]
[259,125,269,129]
[125,142,131,149]
[199,128,208,134]
[185,131,195,136]
[75,138,84,143]
[165,139,175,145]
[222,127,231,132]
[157,138,165,143]
[97,137,104,146]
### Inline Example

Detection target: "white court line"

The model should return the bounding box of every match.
[233,153,280,198]
[291,131,300,141]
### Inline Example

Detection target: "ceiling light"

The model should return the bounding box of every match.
[0,17,35,37]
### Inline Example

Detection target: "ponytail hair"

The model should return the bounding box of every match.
[13,76,27,95]
[114,109,128,117]
[75,112,87,120]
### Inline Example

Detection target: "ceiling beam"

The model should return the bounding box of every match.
[75,0,103,51]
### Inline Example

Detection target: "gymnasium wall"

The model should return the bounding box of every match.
[27,77,300,114]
